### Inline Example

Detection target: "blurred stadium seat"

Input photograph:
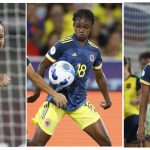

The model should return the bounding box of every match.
[27,3,122,59]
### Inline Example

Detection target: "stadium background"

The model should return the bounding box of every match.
[125,3,150,74]
[0,3,25,147]
[124,3,150,147]
[27,3,122,146]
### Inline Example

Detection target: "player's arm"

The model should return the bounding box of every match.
[137,84,149,141]
[0,74,11,86]
[130,90,142,106]
[27,58,53,102]
[27,62,67,107]
[27,62,56,98]
[28,42,63,101]
[137,64,150,141]
[94,68,112,109]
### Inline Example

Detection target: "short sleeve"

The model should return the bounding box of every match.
[46,41,64,62]
[93,49,102,69]
[140,64,150,86]
[27,57,31,66]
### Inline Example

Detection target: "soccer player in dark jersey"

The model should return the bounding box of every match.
[27,57,67,107]
[137,63,150,147]
[27,9,112,146]
[0,21,11,86]
[139,52,150,71]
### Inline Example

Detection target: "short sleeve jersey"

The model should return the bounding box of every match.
[124,75,141,118]
[140,63,150,86]
[46,34,102,111]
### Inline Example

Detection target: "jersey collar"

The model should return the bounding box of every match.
[72,34,88,48]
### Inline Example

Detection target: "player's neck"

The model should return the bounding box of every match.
[79,39,88,47]
[124,72,130,80]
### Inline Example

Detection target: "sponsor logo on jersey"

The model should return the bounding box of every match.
[126,83,131,89]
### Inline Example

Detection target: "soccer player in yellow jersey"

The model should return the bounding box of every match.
[0,21,11,86]
[137,63,150,147]
[124,57,142,147]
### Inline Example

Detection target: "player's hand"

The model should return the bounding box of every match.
[137,126,145,142]
[0,74,11,86]
[130,98,139,106]
[27,87,41,103]
[27,93,40,103]
[53,92,67,108]
[100,100,112,110]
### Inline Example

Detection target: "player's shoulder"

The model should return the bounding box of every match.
[54,35,74,50]
[130,74,140,80]
[142,63,150,76]
[140,64,150,85]
[87,40,101,52]
[145,63,150,70]
[130,74,139,79]
[142,63,150,74]
[53,35,74,51]
[59,35,74,44]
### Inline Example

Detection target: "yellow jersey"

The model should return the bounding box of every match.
[124,75,141,119]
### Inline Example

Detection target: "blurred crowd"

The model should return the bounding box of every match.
[27,3,122,59]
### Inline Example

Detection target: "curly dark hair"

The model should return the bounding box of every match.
[73,9,95,25]
[139,51,150,62]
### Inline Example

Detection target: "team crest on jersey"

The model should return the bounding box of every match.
[126,83,131,89]
[50,46,56,55]
[90,55,94,62]
[44,119,51,127]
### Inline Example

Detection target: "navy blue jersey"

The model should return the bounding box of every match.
[27,57,31,66]
[140,63,150,86]
[46,34,102,111]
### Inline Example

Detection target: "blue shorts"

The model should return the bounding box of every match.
[124,115,139,143]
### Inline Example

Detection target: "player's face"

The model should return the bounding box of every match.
[140,58,150,70]
[0,24,4,48]
[74,18,92,42]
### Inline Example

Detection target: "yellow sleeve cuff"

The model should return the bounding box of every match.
[92,63,102,69]
[46,53,56,62]
[140,79,150,86]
